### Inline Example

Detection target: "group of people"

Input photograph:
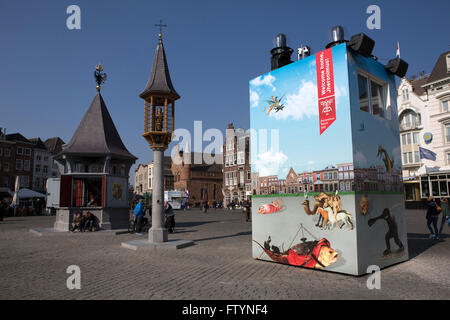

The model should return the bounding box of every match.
[426,196,450,239]
[72,211,98,232]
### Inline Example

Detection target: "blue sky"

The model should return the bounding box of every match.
[1,0,449,183]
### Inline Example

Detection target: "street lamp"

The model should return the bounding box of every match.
[139,26,180,243]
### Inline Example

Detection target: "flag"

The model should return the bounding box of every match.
[396,41,400,58]
[419,147,436,161]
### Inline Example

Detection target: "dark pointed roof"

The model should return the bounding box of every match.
[59,93,137,160]
[44,137,65,155]
[426,50,450,84]
[139,37,180,100]
[29,137,47,150]
[6,133,32,144]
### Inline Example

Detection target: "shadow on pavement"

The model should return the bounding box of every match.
[176,221,219,228]
[407,232,445,259]
[194,231,251,242]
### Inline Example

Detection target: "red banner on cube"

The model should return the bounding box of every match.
[316,48,336,135]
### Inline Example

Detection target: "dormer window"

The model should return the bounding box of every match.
[402,88,409,101]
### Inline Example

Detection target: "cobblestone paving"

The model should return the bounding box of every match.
[0,208,449,300]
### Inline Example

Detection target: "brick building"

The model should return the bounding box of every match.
[0,131,34,191]
[172,151,223,204]
[222,123,251,205]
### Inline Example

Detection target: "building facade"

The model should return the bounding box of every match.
[172,151,223,204]
[397,51,450,202]
[222,123,251,205]
[133,156,174,196]
[44,137,65,179]
[29,138,52,193]
[134,163,149,195]
[0,131,34,191]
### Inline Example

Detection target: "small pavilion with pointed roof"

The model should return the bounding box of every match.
[53,67,137,231]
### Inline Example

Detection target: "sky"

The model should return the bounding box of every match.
[1,0,449,184]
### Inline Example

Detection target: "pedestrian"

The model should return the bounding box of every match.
[164,201,175,233]
[83,211,96,232]
[243,199,251,222]
[134,199,144,235]
[439,197,449,236]
[426,196,440,239]
[72,211,84,232]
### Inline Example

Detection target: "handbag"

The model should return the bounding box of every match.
[436,204,442,213]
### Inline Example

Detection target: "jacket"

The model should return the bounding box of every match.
[426,201,439,218]
[134,203,144,218]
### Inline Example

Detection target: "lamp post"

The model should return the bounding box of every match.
[139,24,180,243]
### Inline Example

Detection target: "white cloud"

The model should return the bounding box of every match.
[250,74,276,91]
[354,151,368,167]
[254,150,288,176]
[271,81,318,120]
[250,89,259,108]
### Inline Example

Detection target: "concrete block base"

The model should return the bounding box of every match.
[148,227,168,243]
[121,239,194,251]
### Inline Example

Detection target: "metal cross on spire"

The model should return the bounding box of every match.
[155,19,167,39]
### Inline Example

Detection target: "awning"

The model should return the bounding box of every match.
[16,188,46,199]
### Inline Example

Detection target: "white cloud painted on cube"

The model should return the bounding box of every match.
[250,89,259,107]
[250,74,276,91]
[271,81,318,120]
[354,151,368,167]
[270,81,347,121]
[254,150,288,176]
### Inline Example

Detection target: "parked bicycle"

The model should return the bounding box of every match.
[128,216,150,234]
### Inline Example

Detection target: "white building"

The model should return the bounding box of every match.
[134,163,150,195]
[29,138,53,193]
[133,157,173,196]
[397,50,450,202]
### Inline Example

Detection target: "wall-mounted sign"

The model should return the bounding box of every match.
[423,132,433,144]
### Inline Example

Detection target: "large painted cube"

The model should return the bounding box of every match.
[250,43,408,276]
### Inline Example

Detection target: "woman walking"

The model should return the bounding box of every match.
[426,196,440,239]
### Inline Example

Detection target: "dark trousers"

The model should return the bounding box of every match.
[135,217,143,233]
[427,216,439,235]
[84,220,94,231]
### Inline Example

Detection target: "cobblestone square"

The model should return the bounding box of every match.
[0,208,449,300]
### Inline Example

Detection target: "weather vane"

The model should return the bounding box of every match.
[155,19,167,39]
[94,63,107,92]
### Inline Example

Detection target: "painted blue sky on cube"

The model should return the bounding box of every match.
[250,44,353,177]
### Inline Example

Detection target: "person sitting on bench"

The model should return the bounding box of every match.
[84,211,96,232]
[72,211,84,232]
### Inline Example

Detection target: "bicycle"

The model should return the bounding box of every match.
[128,216,150,234]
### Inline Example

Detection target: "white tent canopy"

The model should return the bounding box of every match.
[16,188,46,199]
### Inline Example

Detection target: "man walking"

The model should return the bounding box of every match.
[134,199,145,235]
[426,196,440,239]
